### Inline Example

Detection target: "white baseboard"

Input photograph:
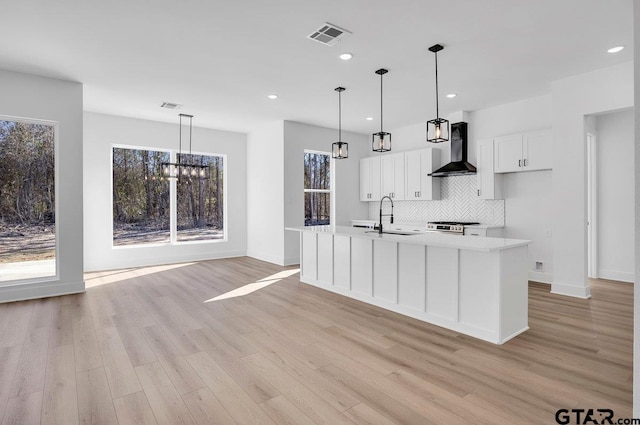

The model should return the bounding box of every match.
[598,269,634,283]
[0,280,85,303]
[246,250,299,267]
[84,250,246,273]
[528,271,552,284]
[551,281,592,299]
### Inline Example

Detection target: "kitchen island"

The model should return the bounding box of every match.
[286,225,531,344]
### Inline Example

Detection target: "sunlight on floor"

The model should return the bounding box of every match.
[204,268,300,302]
[85,262,196,288]
[0,259,56,282]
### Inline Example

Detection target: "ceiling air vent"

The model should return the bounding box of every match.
[160,102,182,109]
[307,23,351,46]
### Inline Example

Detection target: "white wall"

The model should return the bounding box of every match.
[633,2,639,414]
[595,109,634,282]
[0,70,84,302]
[83,112,247,271]
[246,121,285,265]
[283,121,369,264]
[551,62,633,298]
[471,95,554,283]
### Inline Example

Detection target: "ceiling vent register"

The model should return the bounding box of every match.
[307,23,351,46]
[160,102,182,109]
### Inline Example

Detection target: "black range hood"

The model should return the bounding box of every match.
[428,122,477,177]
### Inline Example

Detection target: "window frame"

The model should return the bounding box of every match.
[111,144,227,248]
[303,149,333,227]
[0,114,59,285]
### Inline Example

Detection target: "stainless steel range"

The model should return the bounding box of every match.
[426,221,480,234]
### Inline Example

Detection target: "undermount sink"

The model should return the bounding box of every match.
[365,230,421,236]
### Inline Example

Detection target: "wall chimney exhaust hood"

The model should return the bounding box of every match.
[428,122,477,177]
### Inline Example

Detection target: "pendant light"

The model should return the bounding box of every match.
[332,87,348,159]
[161,114,209,179]
[426,44,449,143]
[372,68,391,152]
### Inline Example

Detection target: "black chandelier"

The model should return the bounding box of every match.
[332,87,348,159]
[372,68,391,152]
[426,44,449,143]
[162,114,208,179]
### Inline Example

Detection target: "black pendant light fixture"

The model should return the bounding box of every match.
[162,113,209,179]
[332,87,348,159]
[372,68,391,152]
[426,44,449,143]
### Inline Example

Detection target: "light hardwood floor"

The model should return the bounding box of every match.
[0,257,632,425]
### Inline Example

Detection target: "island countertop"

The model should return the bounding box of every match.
[286,225,530,252]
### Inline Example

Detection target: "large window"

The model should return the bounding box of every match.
[112,148,170,245]
[176,153,224,242]
[113,147,224,246]
[0,118,56,281]
[304,151,331,226]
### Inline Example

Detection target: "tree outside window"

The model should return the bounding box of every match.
[304,151,331,226]
[0,118,56,282]
[112,147,224,246]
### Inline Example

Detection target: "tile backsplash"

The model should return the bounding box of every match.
[368,175,505,225]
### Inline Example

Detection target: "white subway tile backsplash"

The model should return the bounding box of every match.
[368,175,505,225]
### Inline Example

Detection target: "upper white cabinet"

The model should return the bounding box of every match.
[381,153,405,200]
[360,148,440,202]
[360,156,381,201]
[405,148,441,201]
[494,130,552,173]
[476,139,502,200]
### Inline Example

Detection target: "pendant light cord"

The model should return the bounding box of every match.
[380,72,384,133]
[178,114,183,165]
[188,115,193,157]
[434,51,440,119]
[338,90,342,142]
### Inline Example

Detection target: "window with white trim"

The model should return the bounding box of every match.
[304,151,331,226]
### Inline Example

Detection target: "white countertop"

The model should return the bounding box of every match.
[286,225,530,252]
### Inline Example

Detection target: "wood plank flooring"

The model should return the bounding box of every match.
[0,257,633,424]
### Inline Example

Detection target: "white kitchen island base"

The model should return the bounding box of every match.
[290,226,531,345]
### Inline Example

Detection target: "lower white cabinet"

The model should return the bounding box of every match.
[464,227,504,237]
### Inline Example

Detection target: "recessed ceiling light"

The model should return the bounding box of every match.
[446,93,457,98]
[267,94,278,99]
[160,102,182,109]
[339,53,353,61]
[366,117,374,121]
[607,46,624,53]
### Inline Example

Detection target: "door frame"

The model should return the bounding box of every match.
[586,132,598,278]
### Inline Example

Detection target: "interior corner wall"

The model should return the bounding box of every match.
[83,112,247,271]
[0,69,84,302]
[283,121,369,265]
[246,121,285,265]
[551,62,633,298]
[469,95,554,283]
[595,110,634,283]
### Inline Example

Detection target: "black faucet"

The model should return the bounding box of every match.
[377,195,394,234]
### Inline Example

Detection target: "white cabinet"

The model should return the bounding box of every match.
[523,130,553,171]
[359,156,381,201]
[464,226,504,237]
[381,153,405,200]
[405,148,441,201]
[476,139,502,200]
[494,130,552,173]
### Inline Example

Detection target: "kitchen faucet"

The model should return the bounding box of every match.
[377,195,394,234]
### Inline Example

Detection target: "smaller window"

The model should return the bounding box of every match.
[304,151,331,226]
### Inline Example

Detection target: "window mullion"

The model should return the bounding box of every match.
[170,150,177,243]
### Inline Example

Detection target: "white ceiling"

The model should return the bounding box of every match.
[0,0,633,135]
